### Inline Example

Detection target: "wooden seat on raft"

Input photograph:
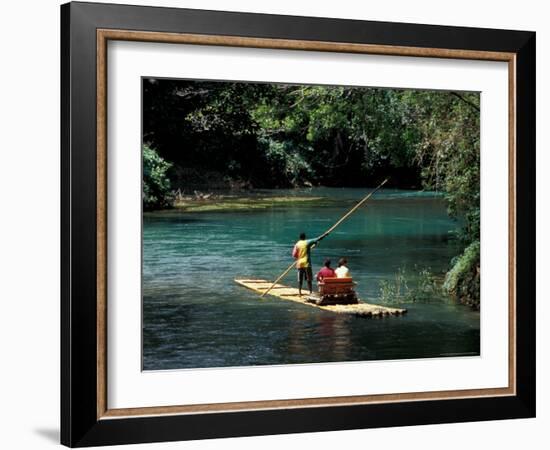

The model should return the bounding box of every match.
[318,277,355,296]
[310,277,358,305]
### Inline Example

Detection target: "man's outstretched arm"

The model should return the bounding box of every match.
[308,233,328,248]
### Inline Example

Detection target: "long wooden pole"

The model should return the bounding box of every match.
[261,178,389,298]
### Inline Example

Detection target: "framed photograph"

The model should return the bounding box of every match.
[61,1,535,447]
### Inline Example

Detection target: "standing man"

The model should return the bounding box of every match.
[292,232,327,296]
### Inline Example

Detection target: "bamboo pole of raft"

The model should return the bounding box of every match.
[261,178,389,298]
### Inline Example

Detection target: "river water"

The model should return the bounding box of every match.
[142,188,480,370]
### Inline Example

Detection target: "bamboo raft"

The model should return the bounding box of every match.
[235,279,407,318]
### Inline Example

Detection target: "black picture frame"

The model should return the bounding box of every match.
[61,1,535,447]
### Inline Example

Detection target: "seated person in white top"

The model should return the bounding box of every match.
[335,258,351,278]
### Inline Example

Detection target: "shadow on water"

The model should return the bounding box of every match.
[143,214,205,225]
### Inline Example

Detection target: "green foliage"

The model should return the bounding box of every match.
[143,144,172,210]
[250,85,423,187]
[143,80,479,207]
[443,241,480,309]
[378,266,446,304]
[401,91,480,244]
[259,137,314,186]
[379,268,409,303]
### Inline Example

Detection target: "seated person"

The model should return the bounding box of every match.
[335,258,351,278]
[316,258,336,282]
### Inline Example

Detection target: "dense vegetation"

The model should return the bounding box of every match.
[142,144,173,210]
[142,79,480,308]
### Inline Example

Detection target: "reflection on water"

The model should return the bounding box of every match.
[143,188,480,370]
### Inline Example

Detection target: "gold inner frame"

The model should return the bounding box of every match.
[96,29,517,420]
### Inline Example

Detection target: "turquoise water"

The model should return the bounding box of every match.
[142,188,480,370]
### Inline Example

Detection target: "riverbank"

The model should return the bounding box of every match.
[149,186,445,214]
[171,191,326,213]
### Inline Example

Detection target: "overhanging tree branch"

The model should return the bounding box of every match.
[451,92,480,112]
